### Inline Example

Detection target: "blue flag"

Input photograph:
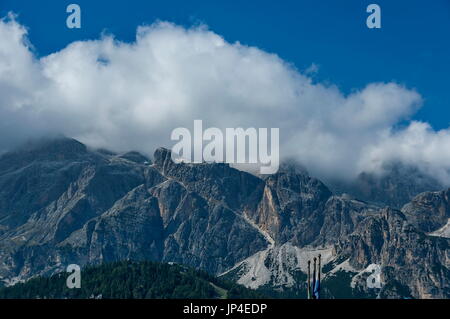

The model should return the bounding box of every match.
[313,274,320,299]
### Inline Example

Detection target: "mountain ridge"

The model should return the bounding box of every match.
[0,137,448,298]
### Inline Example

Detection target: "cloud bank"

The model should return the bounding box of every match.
[1,15,449,183]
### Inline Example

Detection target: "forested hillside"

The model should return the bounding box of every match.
[0,261,267,299]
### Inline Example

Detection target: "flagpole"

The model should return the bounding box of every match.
[312,257,317,300]
[317,254,321,300]
[307,260,311,300]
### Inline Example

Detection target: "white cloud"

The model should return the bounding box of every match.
[1,15,449,183]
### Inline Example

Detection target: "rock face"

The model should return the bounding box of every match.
[402,189,450,234]
[334,208,450,298]
[0,137,449,298]
[0,138,268,282]
[247,169,332,246]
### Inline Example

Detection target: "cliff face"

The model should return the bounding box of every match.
[334,208,450,298]
[402,189,450,234]
[0,137,449,298]
[0,139,268,281]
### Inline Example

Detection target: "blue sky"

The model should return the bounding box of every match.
[1,0,449,129]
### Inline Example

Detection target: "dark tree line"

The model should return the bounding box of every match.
[0,260,269,299]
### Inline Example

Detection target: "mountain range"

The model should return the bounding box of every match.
[0,137,448,298]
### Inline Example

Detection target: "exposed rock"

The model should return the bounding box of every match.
[334,208,450,298]
[248,169,332,246]
[0,138,448,298]
[402,189,450,233]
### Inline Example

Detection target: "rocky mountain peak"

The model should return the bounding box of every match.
[0,138,449,298]
[20,136,87,157]
[402,188,450,233]
[0,136,89,176]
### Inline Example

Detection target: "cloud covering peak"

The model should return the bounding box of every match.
[1,15,449,183]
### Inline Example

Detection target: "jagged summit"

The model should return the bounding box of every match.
[0,137,154,169]
[402,188,450,233]
[18,136,87,156]
[0,137,448,298]
[277,159,309,176]
[0,136,88,174]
